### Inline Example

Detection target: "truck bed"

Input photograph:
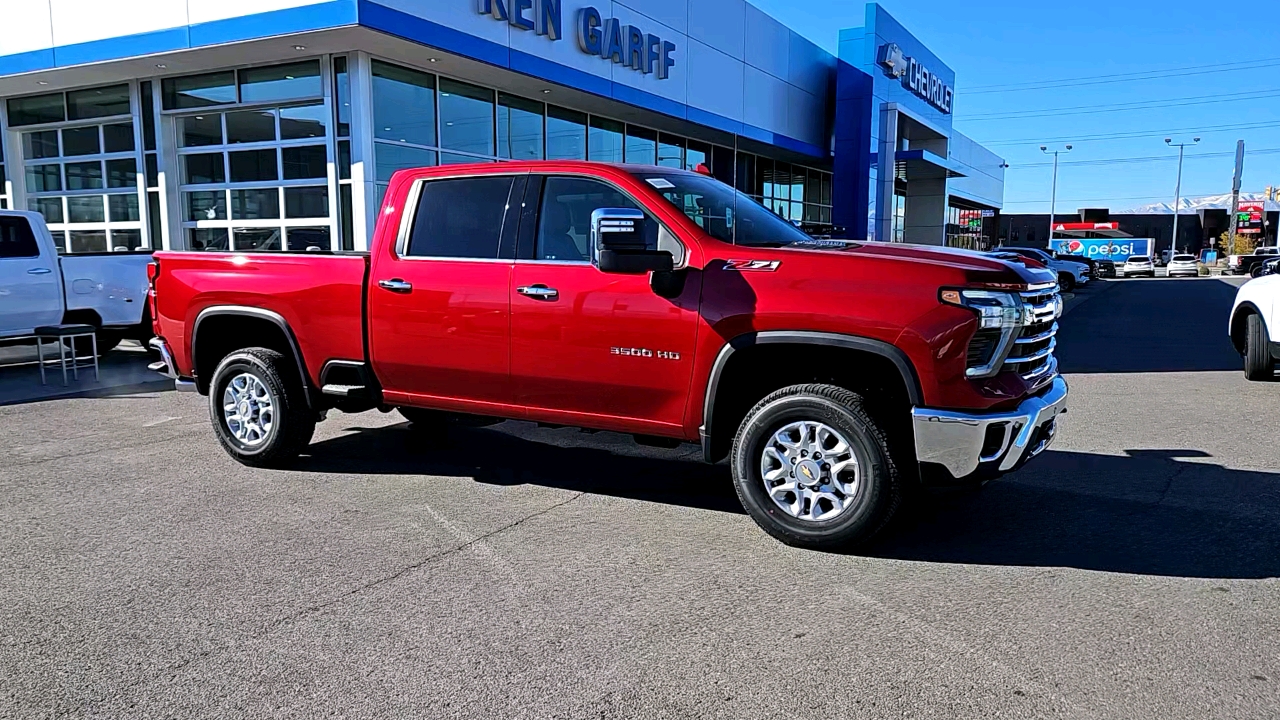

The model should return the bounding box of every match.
[152,251,369,387]
[59,251,154,328]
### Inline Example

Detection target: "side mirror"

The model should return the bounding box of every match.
[592,208,673,274]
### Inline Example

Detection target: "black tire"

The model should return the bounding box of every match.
[1243,314,1275,381]
[1058,273,1075,292]
[95,331,123,356]
[730,384,901,550]
[208,348,316,467]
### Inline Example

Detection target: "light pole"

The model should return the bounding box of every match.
[1165,137,1200,261]
[1041,145,1072,248]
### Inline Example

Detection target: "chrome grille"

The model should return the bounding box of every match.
[1003,285,1061,388]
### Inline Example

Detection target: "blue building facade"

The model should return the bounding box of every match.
[0,1,1001,253]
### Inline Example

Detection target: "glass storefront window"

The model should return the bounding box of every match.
[438,78,494,157]
[280,104,328,140]
[498,94,544,161]
[658,134,684,169]
[546,106,586,160]
[8,93,66,127]
[736,153,756,196]
[625,127,657,165]
[376,145,437,182]
[333,56,351,138]
[372,61,436,148]
[226,110,276,144]
[588,117,623,163]
[22,104,147,252]
[177,102,336,252]
[164,71,236,109]
[238,61,322,104]
[687,141,711,173]
[181,114,223,147]
[67,85,130,120]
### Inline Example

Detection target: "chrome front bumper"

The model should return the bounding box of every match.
[911,376,1068,480]
[148,338,197,393]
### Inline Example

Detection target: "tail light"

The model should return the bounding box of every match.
[146,259,160,334]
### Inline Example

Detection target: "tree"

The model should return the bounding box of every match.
[1222,231,1256,256]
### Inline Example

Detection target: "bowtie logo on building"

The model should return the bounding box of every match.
[877,42,952,115]
[880,43,907,79]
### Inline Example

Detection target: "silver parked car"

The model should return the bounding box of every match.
[1166,254,1199,278]
[1122,255,1155,278]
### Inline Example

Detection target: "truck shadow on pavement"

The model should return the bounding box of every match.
[302,425,1280,579]
[1057,279,1243,373]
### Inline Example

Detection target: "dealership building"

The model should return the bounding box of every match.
[0,0,1005,254]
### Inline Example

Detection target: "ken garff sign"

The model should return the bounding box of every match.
[478,1,676,80]
[878,43,952,114]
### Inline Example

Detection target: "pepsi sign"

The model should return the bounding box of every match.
[1050,238,1153,263]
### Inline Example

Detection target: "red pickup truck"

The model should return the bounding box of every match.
[149,161,1067,548]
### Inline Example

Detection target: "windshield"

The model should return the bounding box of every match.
[628,171,822,248]
[1128,256,1150,262]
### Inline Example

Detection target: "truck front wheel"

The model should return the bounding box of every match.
[730,384,902,550]
[1243,314,1276,381]
[209,348,316,467]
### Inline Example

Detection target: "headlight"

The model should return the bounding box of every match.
[940,289,1022,329]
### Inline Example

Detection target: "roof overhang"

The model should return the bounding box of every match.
[871,149,967,180]
[1051,222,1132,238]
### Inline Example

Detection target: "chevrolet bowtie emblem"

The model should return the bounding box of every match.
[880,43,907,78]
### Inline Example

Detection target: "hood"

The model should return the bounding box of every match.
[833,242,1056,286]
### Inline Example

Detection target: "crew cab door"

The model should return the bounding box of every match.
[509,175,700,433]
[0,213,63,337]
[368,174,525,408]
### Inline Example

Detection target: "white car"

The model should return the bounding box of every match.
[1230,272,1279,380]
[1166,254,1199,278]
[1121,255,1155,278]
[0,210,152,350]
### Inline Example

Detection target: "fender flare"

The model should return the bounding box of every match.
[699,331,923,462]
[191,305,314,407]
[1230,301,1270,351]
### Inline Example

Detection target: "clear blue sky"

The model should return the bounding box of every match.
[750,0,1280,215]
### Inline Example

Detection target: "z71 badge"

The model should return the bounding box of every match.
[724,259,781,271]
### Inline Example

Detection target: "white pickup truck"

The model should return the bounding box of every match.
[1230,270,1279,380]
[0,210,152,351]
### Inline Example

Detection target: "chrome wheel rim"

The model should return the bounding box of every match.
[760,421,860,522]
[222,373,275,447]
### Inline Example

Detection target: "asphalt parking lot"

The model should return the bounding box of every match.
[2,277,1278,719]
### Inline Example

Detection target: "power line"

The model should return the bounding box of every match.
[976,120,1280,148]
[1006,146,1280,170]
[957,88,1280,122]
[1002,194,1201,205]
[962,56,1280,94]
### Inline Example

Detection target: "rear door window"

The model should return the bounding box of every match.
[405,176,517,259]
[0,216,41,258]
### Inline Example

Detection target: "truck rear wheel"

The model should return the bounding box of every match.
[209,348,316,467]
[1243,314,1275,381]
[730,384,902,550]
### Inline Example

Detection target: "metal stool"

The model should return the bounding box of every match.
[34,324,99,386]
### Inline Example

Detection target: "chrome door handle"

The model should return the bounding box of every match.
[517,285,559,301]
[27,267,53,275]
[378,278,413,293]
